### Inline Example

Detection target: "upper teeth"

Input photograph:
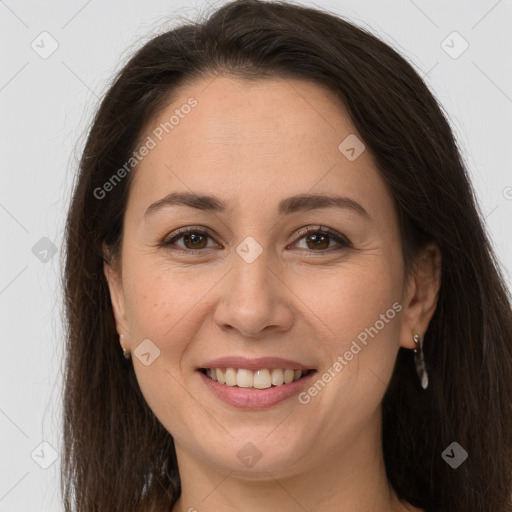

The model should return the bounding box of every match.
[205,368,308,389]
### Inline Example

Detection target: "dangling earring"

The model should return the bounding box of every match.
[120,334,131,360]
[413,333,428,390]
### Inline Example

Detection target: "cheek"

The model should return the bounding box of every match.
[124,271,198,346]
[123,269,206,433]
[297,256,404,393]
[306,259,401,340]
[123,263,224,373]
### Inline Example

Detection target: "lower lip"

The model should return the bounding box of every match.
[197,370,317,409]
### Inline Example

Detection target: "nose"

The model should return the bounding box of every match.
[212,248,294,338]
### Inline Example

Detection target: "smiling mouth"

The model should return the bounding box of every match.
[199,367,316,389]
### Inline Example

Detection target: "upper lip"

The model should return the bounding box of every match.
[198,356,316,371]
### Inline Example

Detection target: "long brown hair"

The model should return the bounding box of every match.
[61,1,512,510]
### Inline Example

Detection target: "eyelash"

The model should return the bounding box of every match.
[159,225,353,254]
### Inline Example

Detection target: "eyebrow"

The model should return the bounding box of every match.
[144,191,369,219]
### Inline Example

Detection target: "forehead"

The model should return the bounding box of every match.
[144,75,352,159]
[126,75,393,221]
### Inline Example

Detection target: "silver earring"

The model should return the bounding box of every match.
[413,333,428,390]
[120,334,131,360]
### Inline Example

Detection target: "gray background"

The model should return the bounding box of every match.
[1,0,511,510]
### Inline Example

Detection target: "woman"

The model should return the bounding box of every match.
[61,1,512,511]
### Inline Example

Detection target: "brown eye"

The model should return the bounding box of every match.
[306,232,330,250]
[179,231,208,249]
[293,226,352,252]
[161,228,218,252]
[160,225,352,254]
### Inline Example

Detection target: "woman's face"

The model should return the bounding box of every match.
[105,76,431,478]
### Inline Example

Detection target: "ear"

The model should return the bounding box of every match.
[399,242,442,349]
[103,243,130,346]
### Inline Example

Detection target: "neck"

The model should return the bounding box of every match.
[171,408,411,512]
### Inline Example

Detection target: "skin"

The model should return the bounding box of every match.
[104,75,441,512]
